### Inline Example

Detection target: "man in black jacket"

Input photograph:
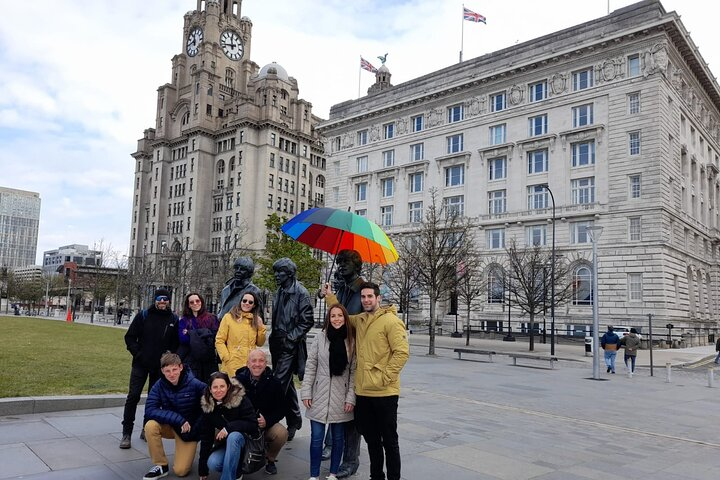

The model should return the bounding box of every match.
[120,288,179,449]
[236,349,289,475]
[269,258,314,443]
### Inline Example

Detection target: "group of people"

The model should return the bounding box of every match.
[600,325,641,374]
[119,251,409,480]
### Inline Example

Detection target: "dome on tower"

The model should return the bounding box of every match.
[258,62,290,81]
[378,64,390,73]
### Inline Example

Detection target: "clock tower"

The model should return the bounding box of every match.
[129,0,327,308]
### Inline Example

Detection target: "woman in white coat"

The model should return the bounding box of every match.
[301,303,356,480]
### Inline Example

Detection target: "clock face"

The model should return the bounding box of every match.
[186,26,203,57]
[220,30,244,61]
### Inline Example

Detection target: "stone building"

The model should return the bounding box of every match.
[42,244,102,274]
[318,0,720,337]
[0,186,41,270]
[129,0,326,304]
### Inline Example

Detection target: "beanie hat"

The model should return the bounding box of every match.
[154,288,171,301]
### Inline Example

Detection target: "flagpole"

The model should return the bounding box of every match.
[359,56,363,98]
[459,4,464,63]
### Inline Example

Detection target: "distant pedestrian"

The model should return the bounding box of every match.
[619,328,641,373]
[715,336,720,364]
[600,325,621,374]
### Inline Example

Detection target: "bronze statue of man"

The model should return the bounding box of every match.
[218,257,263,319]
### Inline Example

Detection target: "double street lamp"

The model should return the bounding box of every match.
[587,224,604,380]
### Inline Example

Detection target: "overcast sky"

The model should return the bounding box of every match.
[0,0,717,265]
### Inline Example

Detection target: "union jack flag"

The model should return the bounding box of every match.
[463,7,486,24]
[360,56,378,73]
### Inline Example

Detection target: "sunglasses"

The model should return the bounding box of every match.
[156,296,169,302]
[241,299,254,305]
[188,299,202,305]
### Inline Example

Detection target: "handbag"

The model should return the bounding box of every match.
[239,429,266,474]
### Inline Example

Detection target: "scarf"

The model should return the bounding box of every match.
[327,324,348,376]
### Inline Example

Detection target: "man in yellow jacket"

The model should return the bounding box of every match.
[323,281,409,480]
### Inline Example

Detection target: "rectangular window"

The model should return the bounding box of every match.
[448,104,464,123]
[571,221,593,244]
[489,124,506,145]
[409,172,424,193]
[571,177,595,204]
[488,157,506,180]
[488,190,507,214]
[628,92,641,114]
[529,81,547,102]
[412,115,424,132]
[629,217,642,241]
[572,104,594,127]
[356,183,367,201]
[444,195,464,216]
[383,123,395,139]
[356,156,368,173]
[409,201,423,223]
[527,149,548,174]
[355,209,366,217]
[490,91,506,112]
[381,178,394,197]
[527,185,548,209]
[528,114,548,136]
[357,130,368,146]
[571,141,595,167]
[445,165,465,186]
[382,150,395,167]
[629,174,641,199]
[527,224,547,246]
[410,143,424,161]
[627,54,641,77]
[572,68,594,91]
[381,205,393,226]
[629,131,641,155]
[447,133,463,153]
[628,273,643,301]
[487,228,505,249]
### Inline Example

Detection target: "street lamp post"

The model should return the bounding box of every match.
[587,225,604,380]
[543,185,557,355]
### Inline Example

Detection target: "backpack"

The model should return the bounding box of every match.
[238,430,266,474]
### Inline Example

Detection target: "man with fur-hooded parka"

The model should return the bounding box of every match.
[198,378,258,478]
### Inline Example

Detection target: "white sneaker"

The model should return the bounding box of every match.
[309,477,319,480]
[327,476,338,480]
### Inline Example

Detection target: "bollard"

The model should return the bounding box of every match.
[665,362,672,383]
[708,368,715,388]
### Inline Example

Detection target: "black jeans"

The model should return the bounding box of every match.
[269,336,302,430]
[122,365,159,435]
[355,395,400,480]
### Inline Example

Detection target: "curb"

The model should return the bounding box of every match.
[0,395,145,417]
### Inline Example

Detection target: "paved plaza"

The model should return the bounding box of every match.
[1,330,719,479]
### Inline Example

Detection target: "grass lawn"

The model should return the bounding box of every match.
[0,316,131,397]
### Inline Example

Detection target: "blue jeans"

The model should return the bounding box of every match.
[604,350,617,372]
[310,420,344,477]
[624,354,636,372]
[207,431,245,480]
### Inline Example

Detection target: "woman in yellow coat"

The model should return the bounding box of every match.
[215,291,266,375]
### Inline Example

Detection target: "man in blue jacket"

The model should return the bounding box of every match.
[141,352,206,480]
[600,325,621,374]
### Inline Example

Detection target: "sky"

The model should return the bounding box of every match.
[0,0,717,265]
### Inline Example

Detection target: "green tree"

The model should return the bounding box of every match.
[256,213,324,293]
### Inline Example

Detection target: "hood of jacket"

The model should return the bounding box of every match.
[200,377,246,413]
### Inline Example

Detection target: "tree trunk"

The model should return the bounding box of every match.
[428,296,436,355]
[529,312,535,351]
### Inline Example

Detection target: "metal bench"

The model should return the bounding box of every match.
[507,353,558,369]
[454,348,497,362]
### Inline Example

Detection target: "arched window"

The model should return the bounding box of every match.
[229,157,235,171]
[316,175,325,188]
[487,267,504,304]
[217,159,225,175]
[225,68,235,89]
[573,266,592,306]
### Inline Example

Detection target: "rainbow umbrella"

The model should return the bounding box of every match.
[281,207,399,265]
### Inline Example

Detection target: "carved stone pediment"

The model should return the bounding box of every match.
[559,125,606,149]
[517,134,558,153]
[478,143,514,162]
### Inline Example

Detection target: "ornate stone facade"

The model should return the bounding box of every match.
[319,1,720,336]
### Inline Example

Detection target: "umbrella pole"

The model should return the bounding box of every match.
[326,230,345,284]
